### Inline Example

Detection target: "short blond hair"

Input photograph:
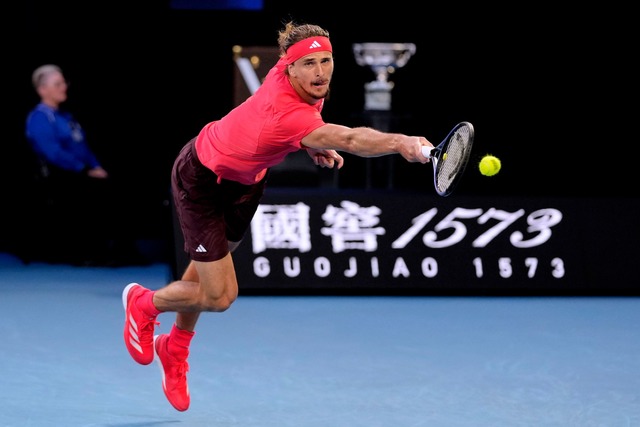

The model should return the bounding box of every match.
[32,64,62,88]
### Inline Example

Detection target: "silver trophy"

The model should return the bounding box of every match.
[353,42,416,111]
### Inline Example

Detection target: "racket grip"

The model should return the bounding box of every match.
[421,146,434,158]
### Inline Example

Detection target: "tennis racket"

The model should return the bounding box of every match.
[421,121,474,197]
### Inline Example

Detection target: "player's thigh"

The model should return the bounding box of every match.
[193,254,238,299]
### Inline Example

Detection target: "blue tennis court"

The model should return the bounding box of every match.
[1,252,639,426]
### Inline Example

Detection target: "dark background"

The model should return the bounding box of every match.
[2,1,635,261]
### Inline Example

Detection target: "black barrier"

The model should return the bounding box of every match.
[173,189,640,296]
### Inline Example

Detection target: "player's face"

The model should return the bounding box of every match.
[288,52,333,105]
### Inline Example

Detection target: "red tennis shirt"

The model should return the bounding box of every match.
[195,57,327,185]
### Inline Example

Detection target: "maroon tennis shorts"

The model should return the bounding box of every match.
[171,138,266,262]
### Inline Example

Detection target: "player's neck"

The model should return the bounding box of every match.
[287,76,321,106]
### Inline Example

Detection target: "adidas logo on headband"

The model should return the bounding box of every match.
[284,36,333,64]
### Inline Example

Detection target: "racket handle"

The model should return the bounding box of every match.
[421,145,434,158]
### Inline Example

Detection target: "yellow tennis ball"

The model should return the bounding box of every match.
[479,155,501,176]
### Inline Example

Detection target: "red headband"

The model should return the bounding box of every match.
[283,36,332,64]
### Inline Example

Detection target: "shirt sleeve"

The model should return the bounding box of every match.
[274,102,326,147]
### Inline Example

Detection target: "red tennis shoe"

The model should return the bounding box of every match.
[154,334,190,411]
[122,283,158,365]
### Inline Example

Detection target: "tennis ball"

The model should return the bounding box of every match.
[479,155,501,176]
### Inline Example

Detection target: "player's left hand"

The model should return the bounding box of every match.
[306,148,344,169]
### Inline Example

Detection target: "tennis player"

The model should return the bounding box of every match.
[122,21,433,411]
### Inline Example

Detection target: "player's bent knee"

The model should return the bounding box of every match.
[201,290,237,312]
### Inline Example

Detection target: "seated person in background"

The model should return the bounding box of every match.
[24,64,137,265]
[26,64,109,180]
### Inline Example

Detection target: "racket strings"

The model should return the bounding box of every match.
[436,127,471,194]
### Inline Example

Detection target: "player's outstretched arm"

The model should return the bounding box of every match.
[302,123,432,163]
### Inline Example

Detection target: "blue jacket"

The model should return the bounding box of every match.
[25,103,101,173]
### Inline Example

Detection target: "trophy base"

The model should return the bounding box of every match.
[364,81,394,111]
[364,91,391,111]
